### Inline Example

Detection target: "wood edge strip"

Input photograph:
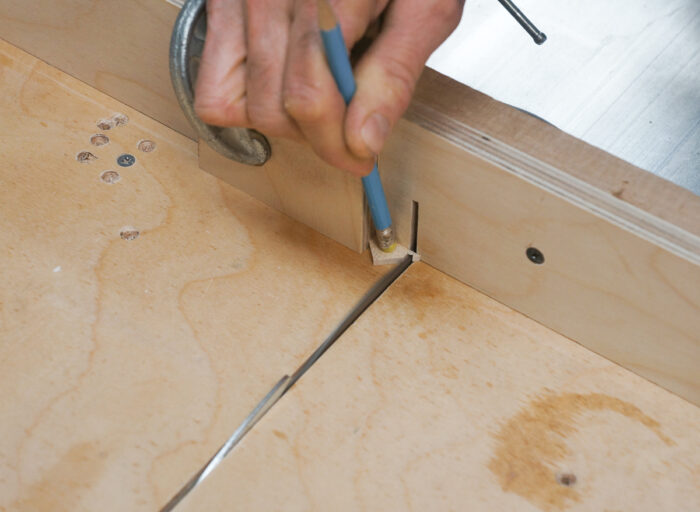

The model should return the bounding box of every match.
[405,102,700,265]
[411,68,700,238]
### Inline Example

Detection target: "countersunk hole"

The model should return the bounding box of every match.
[90,134,110,146]
[100,170,121,184]
[97,118,114,130]
[117,154,136,167]
[556,471,577,487]
[112,113,129,127]
[120,227,139,241]
[76,151,97,163]
[137,140,156,153]
[526,247,545,264]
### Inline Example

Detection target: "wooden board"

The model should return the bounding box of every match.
[379,96,700,405]
[0,40,385,511]
[1,27,699,512]
[179,262,700,511]
[199,140,366,253]
[0,0,192,138]
[196,69,700,405]
[0,0,367,252]
[1,0,699,406]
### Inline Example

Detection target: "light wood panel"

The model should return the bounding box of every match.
[0,41,384,511]
[2,0,698,407]
[0,0,367,252]
[0,0,191,137]
[180,263,700,511]
[376,73,700,405]
[408,70,700,238]
[199,140,366,252]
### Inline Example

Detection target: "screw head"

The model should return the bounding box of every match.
[117,154,136,167]
[526,247,545,264]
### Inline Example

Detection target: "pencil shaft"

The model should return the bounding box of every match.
[320,23,393,232]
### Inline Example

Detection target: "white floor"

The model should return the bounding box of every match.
[427,0,700,195]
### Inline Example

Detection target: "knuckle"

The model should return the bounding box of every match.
[246,61,288,132]
[381,55,417,111]
[431,0,464,23]
[283,65,328,122]
[283,84,326,122]
[421,0,463,33]
[194,96,243,126]
[246,102,288,135]
[282,29,329,121]
[247,54,278,91]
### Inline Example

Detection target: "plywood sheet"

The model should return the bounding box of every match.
[181,263,700,511]
[0,41,384,510]
[0,0,193,138]
[381,105,700,405]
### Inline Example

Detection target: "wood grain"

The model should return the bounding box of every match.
[0,0,368,252]
[0,41,384,511]
[0,0,192,138]
[1,0,698,416]
[409,69,700,238]
[180,263,700,511]
[379,81,700,405]
[3,0,697,244]
[198,140,367,252]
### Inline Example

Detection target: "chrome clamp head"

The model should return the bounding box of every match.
[170,0,271,165]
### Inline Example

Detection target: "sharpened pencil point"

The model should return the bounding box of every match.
[317,0,338,31]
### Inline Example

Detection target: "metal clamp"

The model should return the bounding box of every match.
[170,0,271,165]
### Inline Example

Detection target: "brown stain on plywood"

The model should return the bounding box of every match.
[10,442,106,512]
[488,392,674,511]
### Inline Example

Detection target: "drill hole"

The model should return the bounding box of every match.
[76,151,97,163]
[100,170,121,184]
[556,471,577,487]
[90,134,110,146]
[137,140,156,153]
[97,118,114,130]
[120,227,139,241]
[526,247,545,264]
[111,113,129,127]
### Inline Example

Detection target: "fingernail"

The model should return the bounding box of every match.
[361,113,390,155]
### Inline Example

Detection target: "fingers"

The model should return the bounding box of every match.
[328,0,389,49]
[244,0,302,138]
[283,0,374,175]
[194,0,249,126]
[345,0,464,159]
[196,0,451,174]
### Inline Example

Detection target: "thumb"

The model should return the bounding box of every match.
[345,0,463,159]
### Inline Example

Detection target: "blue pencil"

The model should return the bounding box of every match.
[318,0,396,253]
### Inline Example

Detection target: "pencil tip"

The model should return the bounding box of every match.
[317,0,338,31]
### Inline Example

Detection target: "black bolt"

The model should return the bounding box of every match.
[526,247,545,264]
[117,154,136,167]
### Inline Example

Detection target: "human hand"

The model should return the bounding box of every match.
[194,0,464,175]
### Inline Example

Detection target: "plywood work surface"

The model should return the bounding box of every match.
[0,40,384,511]
[0,0,192,138]
[181,263,700,512]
